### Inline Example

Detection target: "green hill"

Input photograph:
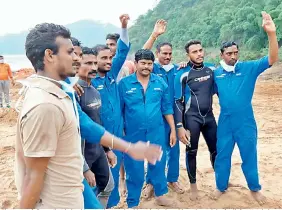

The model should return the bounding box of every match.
[129,0,282,61]
[0,20,119,55]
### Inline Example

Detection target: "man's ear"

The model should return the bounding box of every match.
[45,49,54,63]
[220,52,224,59]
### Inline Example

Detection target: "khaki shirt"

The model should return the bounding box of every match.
[14,76,84,209]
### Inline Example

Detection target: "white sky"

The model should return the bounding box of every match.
[0,0,160,36]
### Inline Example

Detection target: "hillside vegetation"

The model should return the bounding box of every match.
[129,0,282,62]
[0,20,118,54]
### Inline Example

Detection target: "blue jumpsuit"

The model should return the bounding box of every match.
[91,39,130,208]
[214,56,270,192]
[118,73,173,208]
[152,63,180,183]
[64,79,105,209]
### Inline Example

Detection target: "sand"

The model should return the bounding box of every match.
[1,67,282,209]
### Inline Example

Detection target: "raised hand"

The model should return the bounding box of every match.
[120,14,130,28]
[262,11,276,34]
[152,19,167,37]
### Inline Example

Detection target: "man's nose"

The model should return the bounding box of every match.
[72,52,79,61]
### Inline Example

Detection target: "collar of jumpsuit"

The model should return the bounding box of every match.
[130,72,157,84]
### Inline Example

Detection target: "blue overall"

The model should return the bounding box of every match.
[118,73,173,208]
[91,39,130,208]
[214,56,270,192]
[64,80,105,209]
[152,63,180,183]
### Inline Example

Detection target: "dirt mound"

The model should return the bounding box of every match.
[0,109,18,124]
[14,68,35,80]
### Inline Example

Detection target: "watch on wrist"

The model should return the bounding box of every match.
[176,123,183,129]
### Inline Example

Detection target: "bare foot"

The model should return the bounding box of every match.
[190,183,199,201]
[155,195,173,206]
[168,182,185,194]
[251,191,267,205]
[142,184,154,199]
[211,189,224,200]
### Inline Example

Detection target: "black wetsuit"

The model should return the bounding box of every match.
[174,61,217,184]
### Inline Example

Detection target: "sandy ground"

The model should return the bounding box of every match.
[0,67,282,209]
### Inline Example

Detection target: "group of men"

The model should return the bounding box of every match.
[14,10,278,209]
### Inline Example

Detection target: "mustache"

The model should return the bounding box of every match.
[88,69,97,75]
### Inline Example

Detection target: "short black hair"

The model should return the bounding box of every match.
[185,40,202,53]
[71,37,82,47]
[220,41,239,53]
[106,33,120,43]
[92,44,110,56]
[156,42,172,52]
[82,46,95,55]
[135,49,155,62]
[0,55,3,58]
[25,23,71,72]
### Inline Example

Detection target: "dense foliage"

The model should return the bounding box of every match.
[129,0,282,62]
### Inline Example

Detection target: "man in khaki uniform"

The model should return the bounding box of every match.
[15,23,85,209]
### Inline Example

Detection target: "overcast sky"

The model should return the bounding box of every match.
[0,0,160,36]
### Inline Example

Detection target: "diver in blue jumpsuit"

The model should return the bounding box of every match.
[91,14,131,208]
[213,11,279,205]
[142,19,184,196]
[118,49,177,208]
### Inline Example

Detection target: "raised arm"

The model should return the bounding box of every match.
[143,19,167,50]
[261,11,279,65]
[111,14,131,79]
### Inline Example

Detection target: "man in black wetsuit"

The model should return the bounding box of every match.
[76,46,116,207]
[174,40,217,200]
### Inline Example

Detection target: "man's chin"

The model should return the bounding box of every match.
[163,60,171,65]
[67,71,76,77]
[99,69,110,73]
[88,75,96,79]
